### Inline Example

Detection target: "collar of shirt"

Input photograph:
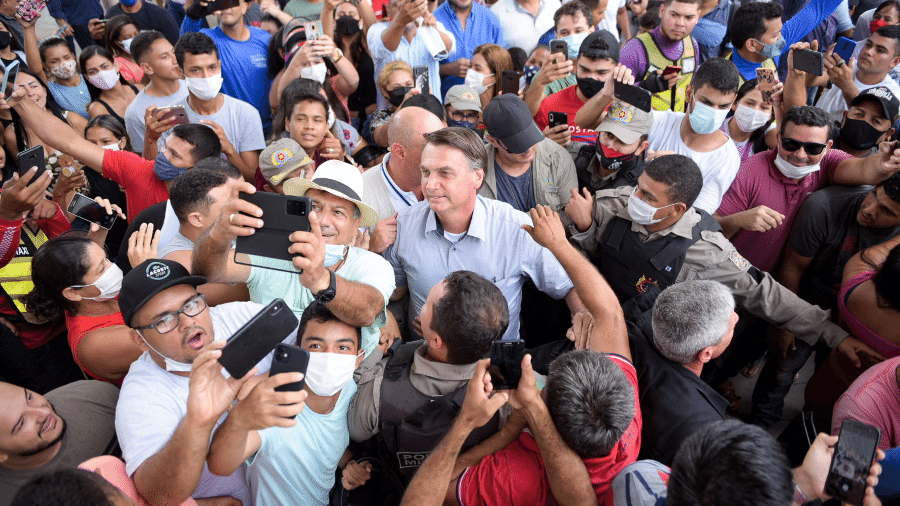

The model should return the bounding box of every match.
[410,343,478,383]
[425,195,488,240]
[614,199,699,240]
[512,0,546,19]
[380,153,419,208]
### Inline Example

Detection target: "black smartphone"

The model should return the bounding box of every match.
[218,299,299,379]
[234,192,312,273]
[488,340,526,390]
[501,70,519,95]
[207,0,241,11]
[549,39,568,60]
[834,36,857,63]
[67,193,116,230]
[613,81,652,113]
[15,145,47,186]
[158,106,190,125]
[271,343,310,392]
[548,111,568,129]
[793,48,824,76]
[413,65,430,96]
[825,418,881,506]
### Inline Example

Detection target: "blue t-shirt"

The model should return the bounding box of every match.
[494,164,536,213]
[48,79,91,119]
[247,381,357,505]
[181,20,272,134]
[434,1,504,98]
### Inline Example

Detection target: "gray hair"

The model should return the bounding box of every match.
[423,127,488,172]
[651,281,735,364]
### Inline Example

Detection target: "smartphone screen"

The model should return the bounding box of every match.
[413,65,430,95]
[501,70,519,95]
[488,340,525,390]
[67,193,116,229]
[825,419,881,506]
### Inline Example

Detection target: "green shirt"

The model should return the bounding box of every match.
[284,0,324,20]
[545,74,577,96]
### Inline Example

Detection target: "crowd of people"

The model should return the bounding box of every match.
[0,0,899,503]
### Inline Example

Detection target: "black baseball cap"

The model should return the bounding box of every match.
[580,30,619,62]
[483,94,545,154]
[850,86,900,122]
[119,259,207,327]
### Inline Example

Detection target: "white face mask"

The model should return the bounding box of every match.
[102,141,122,151]
[185,73,223,101]
[70,264,123,301]
[305,351,360,396]
[87,68,120,90]
[626,187,680,226]
[773,153,821,179]
[136,330,195,373]
[733,103,771,133]
[120,37,135,55]
[301,62,328,84]
[464,69,493,95]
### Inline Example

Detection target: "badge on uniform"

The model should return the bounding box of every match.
[729,250,749,270]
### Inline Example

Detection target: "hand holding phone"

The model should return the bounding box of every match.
[834,36,857,63]
[549,40,568,60]
[824,419,881,506]
[548,111,568,129]
[67,193,118,230]
[613,81,652,112]
[413,65,430,95]
[271,344,310,392]
[488,340,526,390]
[793,48,824,76]
[16,145,47,186]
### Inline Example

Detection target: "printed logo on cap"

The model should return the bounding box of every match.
[271,148,293,167]
[146,262,171,281]
[460,90,478,101]
[610,105,635,124]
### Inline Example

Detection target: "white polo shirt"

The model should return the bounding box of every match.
[490,0,560,54]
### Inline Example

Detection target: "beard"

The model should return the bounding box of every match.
[16,415,67,457]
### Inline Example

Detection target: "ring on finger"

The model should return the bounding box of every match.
[229,213,235,225]
[836,60,844,66]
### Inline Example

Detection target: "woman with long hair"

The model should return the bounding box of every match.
[103,15,145,85]
[79,46,142,124]
[468,44,513,110]
[24,229,139,386]
[84,115,131,259]
[720,79,778,160]
[330,0,377,129]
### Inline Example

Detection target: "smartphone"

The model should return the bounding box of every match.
[662,65,681,76]
[234,192,313,272]
[15,145,47,186]
[158,106,190,125]
[793,48,824,76]
[271,344,310,392]
[304,21,321,41]
[488,340,526,390]
[207,0,241,11]
[413,65,430,95]
[67,193,116,230]
[755,67,779,106]
[613,81,653,113]
[548,111,568,129]
[16,0,47,23]
[501,70,519,95]
[218,298,299,379]
[54,25,67,38]
[549,39,568,60]
[834,36,857,63]
[825,419,881,506]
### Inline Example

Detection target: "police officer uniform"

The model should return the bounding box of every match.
[570,186,849,349]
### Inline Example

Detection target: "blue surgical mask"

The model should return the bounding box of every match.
[121,37,135,55]
[447,118,478,129]
[754,35,786,60]
[153,151,187,182]
[562,32,591,59]
[324,244,348,267]
[523,65,539,85]
[688,100,729,135]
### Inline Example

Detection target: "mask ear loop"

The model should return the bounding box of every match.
[0,59,19,98]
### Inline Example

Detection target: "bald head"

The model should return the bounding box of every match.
[388,106,446,172]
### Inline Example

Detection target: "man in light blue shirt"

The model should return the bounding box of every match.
[181,0,272,133]
[434,0,504,98]
[385,127,584,341]
[368,0,456,109]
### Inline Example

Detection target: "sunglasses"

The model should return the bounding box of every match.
[780,137,827,156]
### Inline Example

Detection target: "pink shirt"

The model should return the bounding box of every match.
[716,149,852,272]
[833,356,900,450]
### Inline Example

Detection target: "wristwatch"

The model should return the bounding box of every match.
[315,270,337,304]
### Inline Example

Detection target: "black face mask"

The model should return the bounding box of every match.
[387,86,412,107]
[335,16,361,36]
[0,31,11,50]
[840,117,885,151]
[596,143,637,172]
[576,77,604,99]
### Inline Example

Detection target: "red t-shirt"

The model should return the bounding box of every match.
[458,354,641,506]
[102,150,169,222]
[535,85,599,145]
[65,310,128,387]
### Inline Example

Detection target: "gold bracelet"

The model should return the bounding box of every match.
[333,48,344,64]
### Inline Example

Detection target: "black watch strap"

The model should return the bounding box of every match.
[315,269,337,304]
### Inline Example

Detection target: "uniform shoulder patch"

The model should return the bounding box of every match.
[700,229,731,251]
[729,250,750,270]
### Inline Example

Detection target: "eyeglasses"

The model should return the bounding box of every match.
[780,137,827,156]
[448,110,479,123]
[134,294,207,334]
